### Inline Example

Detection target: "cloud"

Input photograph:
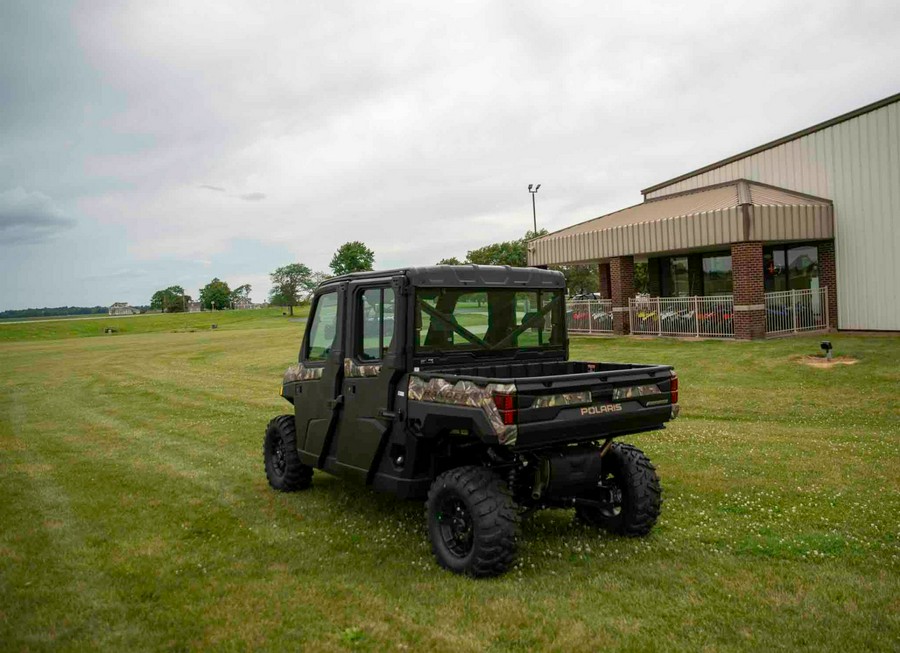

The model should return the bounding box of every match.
[199,185,264,201]
[2,0,900,309]
[0,188,75,245]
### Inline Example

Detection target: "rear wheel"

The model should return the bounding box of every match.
[426,466,519,577]
[576,443,661,536]
[264,415,312,492]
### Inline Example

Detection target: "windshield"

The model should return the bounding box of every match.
[415,288,565,353]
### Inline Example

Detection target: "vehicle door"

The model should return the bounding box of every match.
[294,287,344,467]
[331,281,398,479]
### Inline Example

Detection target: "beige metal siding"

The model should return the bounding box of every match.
[750,204,834,242]
[546,184,740,237]
[528,204,832,266]
[644,100,900,330]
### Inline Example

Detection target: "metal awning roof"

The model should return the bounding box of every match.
[527,179,833,266]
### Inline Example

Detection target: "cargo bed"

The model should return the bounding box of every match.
[408,360,677,450]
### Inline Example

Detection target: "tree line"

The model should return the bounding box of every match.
[436,229,617,295]
[148,241,376,315]
[8,233,638,320]
[0,306,113,319]
[268,241,375,315]
[147,230,648,317]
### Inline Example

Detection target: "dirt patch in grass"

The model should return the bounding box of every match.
[793,354,859,368]
[15,462,53,476]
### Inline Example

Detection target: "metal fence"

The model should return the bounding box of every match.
[765,287,829,336]
[574,288,829,338]
[566,299,614,334]
[629,296,735,338]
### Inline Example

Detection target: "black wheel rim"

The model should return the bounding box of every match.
[597,472,624,519]
[436,495,474,558]
[271,434,286,477]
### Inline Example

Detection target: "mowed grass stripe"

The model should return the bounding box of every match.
[2,383,332,649]
[0,393,192,649]
[0,307,309,342]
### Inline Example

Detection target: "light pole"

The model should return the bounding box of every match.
[528,183,541,234]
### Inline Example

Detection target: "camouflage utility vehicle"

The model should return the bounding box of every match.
[265,265,678,577]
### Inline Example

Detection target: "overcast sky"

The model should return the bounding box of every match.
[1,0,898,309]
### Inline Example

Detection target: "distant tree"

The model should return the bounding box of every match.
[269,263,315,316]
[465,229,548,267]
[230,284,252,305]
[308,271,330,296]
[330,241,374,276]
[437,257,463,265]
[199,278,232,311]
[553,265,599,295]
[150,286,190,313]
[268,291,291,311]
[634,261,649,294]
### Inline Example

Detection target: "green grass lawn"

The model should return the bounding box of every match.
[0,307,308,342]
[1,314,897,651]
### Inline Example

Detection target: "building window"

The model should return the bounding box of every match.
[787,245,819,290]
[764,249,786,292]
[656,251,731,296]
[633,261,649,294]
[765,244,819,292]
[702,253,732,296]
[662,256,690,296]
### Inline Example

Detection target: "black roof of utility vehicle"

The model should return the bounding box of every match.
[320,265,566,289]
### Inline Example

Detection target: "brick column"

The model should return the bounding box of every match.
[731,242,766,339]
[818,240,838,330]
[610,256,635,335]
[598,263,611,299]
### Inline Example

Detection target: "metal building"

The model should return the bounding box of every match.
[529,92,900,335]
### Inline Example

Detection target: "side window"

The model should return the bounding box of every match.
[306,292,339,361]
[359,287,395,361]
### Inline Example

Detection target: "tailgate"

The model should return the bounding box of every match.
[513,363,676,450]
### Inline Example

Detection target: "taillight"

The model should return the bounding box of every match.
[670,375,679,404]
[492,393,518,425]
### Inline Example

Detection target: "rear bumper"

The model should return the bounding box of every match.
[512,404,672,450]
[405,398,673,451]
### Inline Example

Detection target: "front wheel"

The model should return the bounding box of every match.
[576,443,661,536]
[264,415,313,492]
[426,466,519,578]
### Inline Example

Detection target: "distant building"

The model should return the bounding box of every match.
[233,297,253,310]
[109,302,139,316]
[188,301,202,313]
